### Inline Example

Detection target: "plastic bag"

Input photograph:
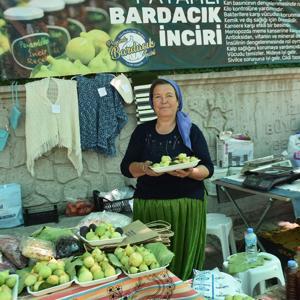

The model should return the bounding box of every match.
[98,186,135,201]
[55,236,84,258]
[0,256,17,272]
[192,268,243,299]
[0,235,28,269]
[21,237,55,261]
[31,226,74,243]
[288,133,300,167]
[76,211,132,229]
[0,183,23,228]
[65,199,94,216]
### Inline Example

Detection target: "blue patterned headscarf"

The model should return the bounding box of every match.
[149,78,192,150]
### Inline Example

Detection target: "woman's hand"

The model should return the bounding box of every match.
[168,165,210,181]
[129,161,163,177]
[143,161,163,177]
[168,168,193,178]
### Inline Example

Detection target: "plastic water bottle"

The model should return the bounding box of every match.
[285,260,298,300]
[244,227,258,263]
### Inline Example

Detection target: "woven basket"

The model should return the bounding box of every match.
[146,220,174,246]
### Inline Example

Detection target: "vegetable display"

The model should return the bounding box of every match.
[151,153,199,168]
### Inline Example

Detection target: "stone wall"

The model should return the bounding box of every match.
[0,68,299,219]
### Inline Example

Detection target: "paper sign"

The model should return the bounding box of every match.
[119,220,159,246]
[51,104,61,114]
[98,87,107,97]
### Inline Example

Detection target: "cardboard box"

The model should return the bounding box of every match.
[216,136,254,168]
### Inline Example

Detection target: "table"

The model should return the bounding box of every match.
[215,176,295,250]
[19,270,201,300]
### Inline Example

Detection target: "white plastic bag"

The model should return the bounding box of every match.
[98,186,135,201]
[0,183,23,228]
[288,133,300,167]
[76,211,132,229]
[192,268,243,299]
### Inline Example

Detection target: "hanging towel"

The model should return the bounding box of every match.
[77,74,128,155]
[25,78,83,176]
[134,84,157,124]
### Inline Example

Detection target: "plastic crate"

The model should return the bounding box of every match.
[93,190,132,213]
[23,205,59,226]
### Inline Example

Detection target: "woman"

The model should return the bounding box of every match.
[120,78,214,280]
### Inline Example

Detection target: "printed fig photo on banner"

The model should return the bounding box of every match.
[0,0,300,79]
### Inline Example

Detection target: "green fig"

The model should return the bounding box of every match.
[111,232,121,238]
[47,56,78,76]
[125,245,134,257]
[114,247,124,259]
[56,260,65,270]
[88,52,106,73]
[5,276,16,289]
[46,275,59,285]
[90,264,101,274]
[0,271,9,285]
[83,256,95,268]
[80,30,110,54]
[78,270,93,282]
[38,266,52,279]
[53,269,65,277]
[33,261,47,274]
[59,274,70,284]
[1,285,11,293]
[66,37,95,64]
[48,259,59,272]
[92,269,104,280]
[143,253,156,266]
[0,290,12,300]
[24,274,37,287]
[139,263,149,272]
[73,59,91,74]
[31,65,58,78]
[33,281,44,292]
[150,261,160,270]
[129,252,143,267]
[104,265,116,277]
[86,230,99,241]
[129,266,138,274]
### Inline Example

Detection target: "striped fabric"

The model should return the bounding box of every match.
[134,84,157,124]
[22,270,202,300]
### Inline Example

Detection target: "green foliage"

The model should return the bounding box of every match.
[16,267,32,295]
[64,257,83,280]
[144,242,174,267]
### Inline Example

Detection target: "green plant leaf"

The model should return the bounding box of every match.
[145,242,174,266]
[107,253,123,268]
[64,256,83,279]
[16,267,32,294]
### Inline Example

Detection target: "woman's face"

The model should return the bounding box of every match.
[152,84,179,120]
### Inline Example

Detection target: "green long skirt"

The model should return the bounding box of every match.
[133,197,207,281]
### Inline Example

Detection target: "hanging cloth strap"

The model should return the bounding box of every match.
[9,81,22,131]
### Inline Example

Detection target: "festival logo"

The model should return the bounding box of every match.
[107,28,156,68]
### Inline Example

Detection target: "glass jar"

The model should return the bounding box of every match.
[4,6,51,78]
[29,0,70,57]
[85,0,110,32]
[0,1,18,12]
[64,0,86,38]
